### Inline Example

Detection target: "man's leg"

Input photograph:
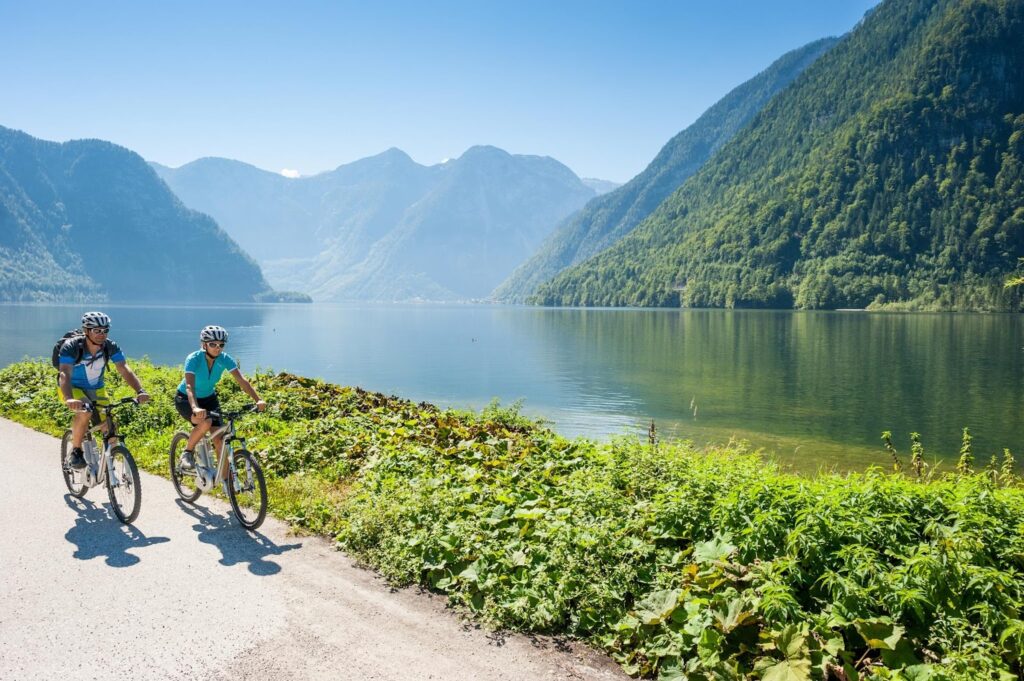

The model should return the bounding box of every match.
[70,410,90,449]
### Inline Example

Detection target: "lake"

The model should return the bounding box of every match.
[1,303,1021,471]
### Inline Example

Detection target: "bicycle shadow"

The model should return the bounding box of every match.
[175,499,301,576]
[64,495,171,568]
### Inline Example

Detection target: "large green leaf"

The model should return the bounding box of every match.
[899,665,940,681]
[757,658,812,681]
[854,619,904,651]
[714,597,754,633]
[775,624,809,660]
[634,589,683,625]
[657,656,685,681]
[694,535,737,564]
[699,628,723,666]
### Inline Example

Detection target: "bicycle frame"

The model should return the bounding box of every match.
[68,400,133,490]
[192,410,252,493]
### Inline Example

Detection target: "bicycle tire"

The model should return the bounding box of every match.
[60,430,88,498]
[227,449,267,531]
[106,445,141,524]
[169,431,202,502]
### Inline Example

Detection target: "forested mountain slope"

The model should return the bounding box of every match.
[0,126,269,302]
[493,37,838,302]
[535,0,1024,311]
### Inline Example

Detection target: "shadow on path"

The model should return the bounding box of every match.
[176,499,301,576]
[64,495,171,567]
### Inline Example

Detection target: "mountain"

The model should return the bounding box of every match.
[492,37,839,303]
[156,146,595,301]
[535,0,1024,311]
[0,126,270,302]
[581,178,621,195]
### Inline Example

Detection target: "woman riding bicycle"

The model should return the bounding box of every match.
[174,325,265,471]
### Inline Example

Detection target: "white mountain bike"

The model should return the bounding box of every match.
[61,397,143,524]
[168,405,267,531]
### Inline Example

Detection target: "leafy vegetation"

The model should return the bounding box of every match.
[2,358,1022,679]
[534,0,1024,311]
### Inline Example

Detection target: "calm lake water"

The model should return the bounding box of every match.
[1,303,1022,471]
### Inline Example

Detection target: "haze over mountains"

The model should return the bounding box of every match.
[536,0,1024,311]
[154,147,596,301]
[494,37,839,302]
[0,125,270,303]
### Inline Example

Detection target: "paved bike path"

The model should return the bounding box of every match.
[0,417,627,681]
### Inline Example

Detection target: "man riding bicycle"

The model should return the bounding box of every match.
[58,311,151,469]
[174,325,266,471]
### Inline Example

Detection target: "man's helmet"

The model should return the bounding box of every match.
[81,311,111,329]
[200,325,229,343]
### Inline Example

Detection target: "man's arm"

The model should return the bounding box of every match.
[58,364,81,411]
[114,361,150,404]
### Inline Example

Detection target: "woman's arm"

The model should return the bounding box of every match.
[230,369,266,411]
[184,373,206,418]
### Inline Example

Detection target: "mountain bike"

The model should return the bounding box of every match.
[168,405,268,530]
[61,397,143,524]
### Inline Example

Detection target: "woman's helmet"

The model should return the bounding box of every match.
[200,325,229,343]
[81,311,111,329]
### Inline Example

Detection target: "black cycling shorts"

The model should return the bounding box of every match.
[174,391,222,427]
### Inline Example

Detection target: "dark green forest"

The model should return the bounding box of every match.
[493,37,838,303]
[534,0,1024,311]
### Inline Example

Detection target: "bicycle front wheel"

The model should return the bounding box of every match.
[106,445,141,524]
[169,432,201,502]
[61,430,87,498]
[227,449,267,531]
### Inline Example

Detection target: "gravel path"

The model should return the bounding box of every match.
[0,417,628,681]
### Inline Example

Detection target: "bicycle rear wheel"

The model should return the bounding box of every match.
[169,432,202,502]
[61,430,88,498]
[106,445,141,524]
[227,449,267,531]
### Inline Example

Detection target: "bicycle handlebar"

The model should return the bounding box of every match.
[207,404,260,421]
[79,397,139,413]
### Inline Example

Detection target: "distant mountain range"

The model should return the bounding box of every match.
[493,37,839,302]
[154,147,597,301]
[535,0,1024,311]
[581,178,621,195]
[0,126,271,303]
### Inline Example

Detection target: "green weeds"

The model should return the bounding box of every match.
[1,360,1022,679]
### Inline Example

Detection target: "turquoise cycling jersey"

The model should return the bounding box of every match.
[177,350,238,398]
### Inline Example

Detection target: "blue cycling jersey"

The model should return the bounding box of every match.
[58,337,126,389]
[177,350,238,398]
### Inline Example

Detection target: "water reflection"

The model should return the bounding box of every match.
[2,304,1021,470]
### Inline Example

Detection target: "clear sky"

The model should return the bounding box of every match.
[1,1,878,183]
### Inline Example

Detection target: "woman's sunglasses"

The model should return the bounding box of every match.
[206,341,226,348]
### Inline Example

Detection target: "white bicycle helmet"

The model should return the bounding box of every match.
[81,311,111,329]
[200,325,229,343]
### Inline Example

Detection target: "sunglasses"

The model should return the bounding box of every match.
[206,341,226,348]
[88,327,109,334]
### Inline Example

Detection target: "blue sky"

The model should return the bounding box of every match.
[0,1,878,182]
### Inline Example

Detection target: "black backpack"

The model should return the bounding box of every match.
[51,330,110,369]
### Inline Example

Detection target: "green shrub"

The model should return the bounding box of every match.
[2,359,1021,679]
